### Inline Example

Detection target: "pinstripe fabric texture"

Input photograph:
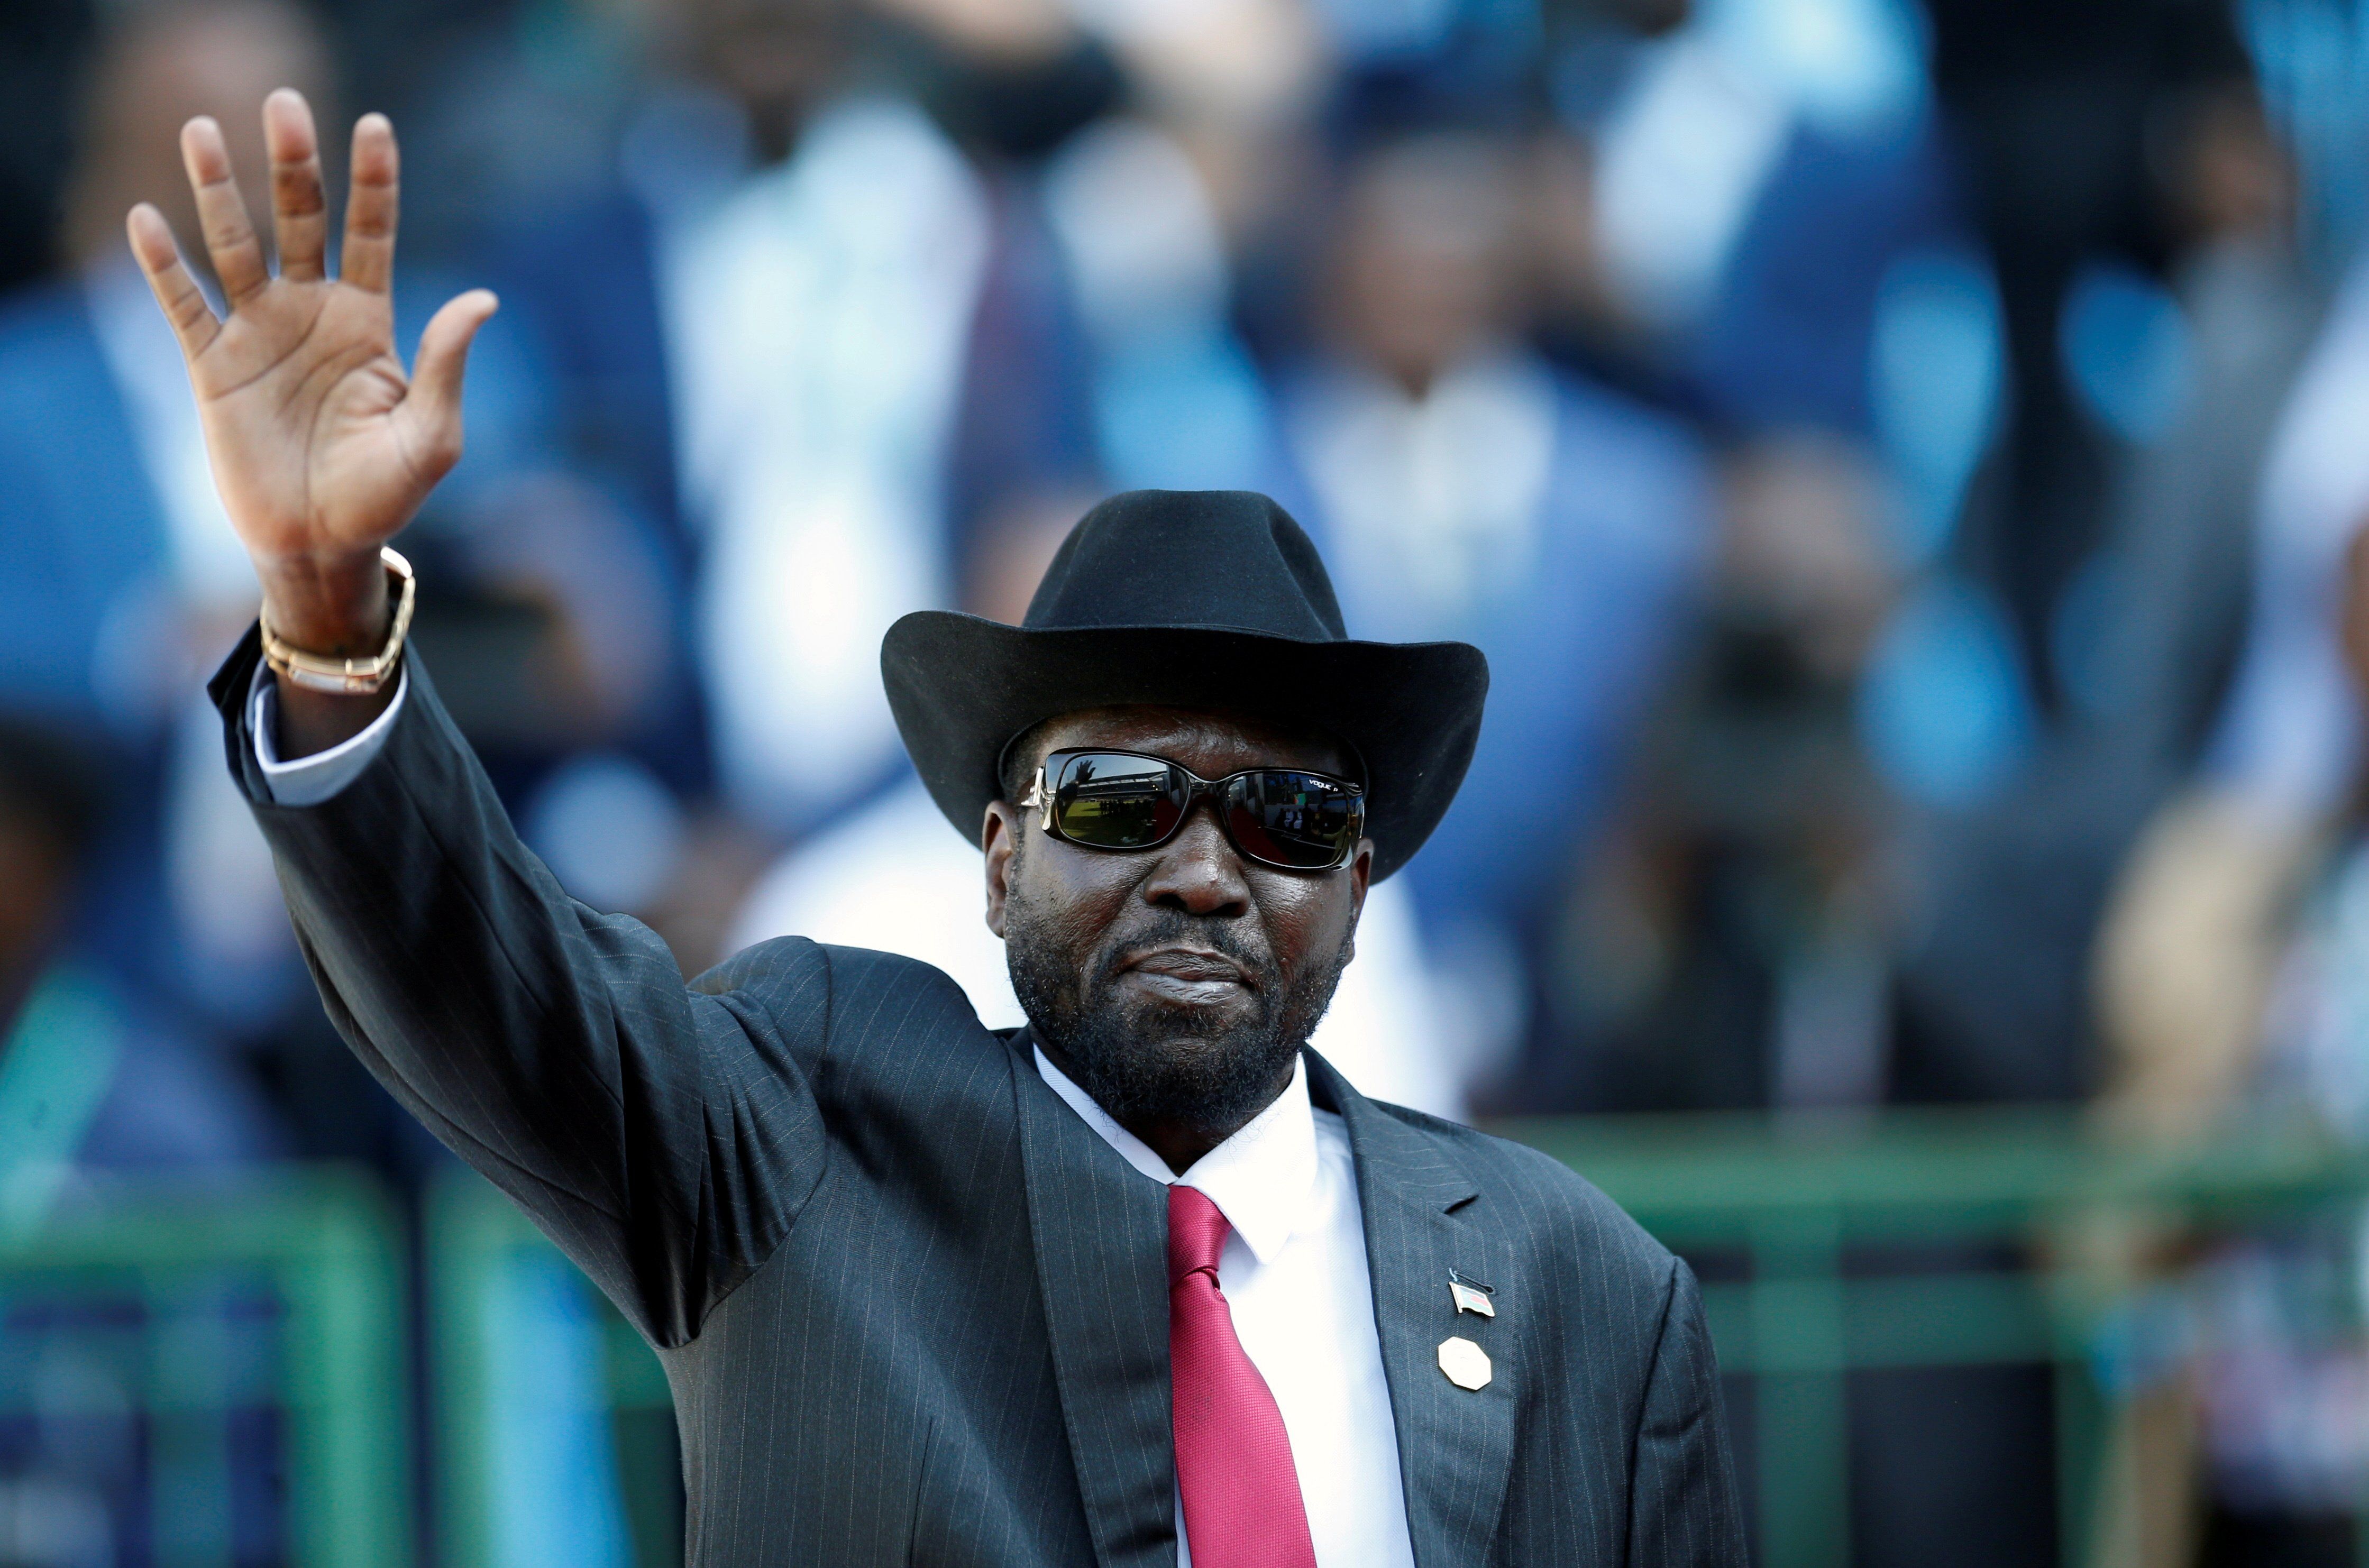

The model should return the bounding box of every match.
[211,634,1745,1567]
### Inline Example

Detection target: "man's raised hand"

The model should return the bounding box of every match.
[126,89,495,656]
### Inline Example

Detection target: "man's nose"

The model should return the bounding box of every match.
[1142,805,1251,917]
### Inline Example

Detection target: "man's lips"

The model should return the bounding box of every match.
[1119,946,1255,1005]
[1127,947,1247,981]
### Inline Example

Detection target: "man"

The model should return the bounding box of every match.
[126,89,1743,1564]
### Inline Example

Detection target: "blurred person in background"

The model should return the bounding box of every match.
[1544,435,1905,1114]
[0,0,341,1051]
[2084,132,2369,1558]
[2070,86,2317,790]
[490,0,1105,863]
[1032,0,1326,502]
[732,491,1467,1119]
[1543,429,2078,1568]
[2090,517,2369,1568]
[2137,218,2369,930]
[1276,126,1715,1106]
[1517,0,1988,1118]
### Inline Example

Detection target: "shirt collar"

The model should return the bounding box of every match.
[1032,1045,1319,1267]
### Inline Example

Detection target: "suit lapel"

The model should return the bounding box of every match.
[1005,1031,1179,1568]
[1309,1051,1517,1568]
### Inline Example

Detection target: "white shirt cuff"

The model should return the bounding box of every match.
[246,657,410,806]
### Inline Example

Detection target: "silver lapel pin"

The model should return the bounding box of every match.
[1438,1335,1493,1390]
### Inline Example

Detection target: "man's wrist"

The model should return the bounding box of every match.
[257,547,392,655]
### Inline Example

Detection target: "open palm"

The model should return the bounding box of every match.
[127,90,495,574]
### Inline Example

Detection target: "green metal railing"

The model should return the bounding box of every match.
[0,1168,409,1567]
[20,1117,2327,1566]
[1498,1108,2369,1568]
[428,1109,2369,1568]
[428,1174,679,1568]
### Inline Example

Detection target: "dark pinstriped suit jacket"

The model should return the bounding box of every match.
[212,635,1744,1566]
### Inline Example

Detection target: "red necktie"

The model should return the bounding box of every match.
[1167,1183,1320,1568]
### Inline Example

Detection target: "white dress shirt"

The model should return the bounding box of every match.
[249,675,1423,1566]
[1035,1048,1417,1568]
[246,662,411,806]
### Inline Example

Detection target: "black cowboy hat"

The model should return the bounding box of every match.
[882,489,1488,882]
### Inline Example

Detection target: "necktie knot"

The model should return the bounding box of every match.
[1167,1183,1231,1283]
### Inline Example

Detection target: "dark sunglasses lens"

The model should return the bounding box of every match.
[1051,753,1184,849]
[1224,772,1362,869]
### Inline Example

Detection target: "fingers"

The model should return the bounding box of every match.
[125,203,221,361]
[179,116,270,306]
[264,89,328,283]
[398,289,499,476]
[341,113,399,295]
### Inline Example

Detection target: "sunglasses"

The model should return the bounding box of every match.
[1022,748,1367,872]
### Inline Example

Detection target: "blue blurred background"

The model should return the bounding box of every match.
[6,0,2369,1561]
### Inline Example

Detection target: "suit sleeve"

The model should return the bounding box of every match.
[210,631,829,1347]
[1629,1257,1749,1568]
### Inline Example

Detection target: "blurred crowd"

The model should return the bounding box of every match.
[7,0,2369,1560]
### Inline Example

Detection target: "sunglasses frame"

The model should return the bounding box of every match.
[1021,748,1368,872]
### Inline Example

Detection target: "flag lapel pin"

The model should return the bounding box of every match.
[1448,1269,1496,1318]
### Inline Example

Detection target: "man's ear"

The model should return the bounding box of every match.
[983,801,1020,938]
[1342,838,1375,963]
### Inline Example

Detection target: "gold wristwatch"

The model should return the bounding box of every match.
[258,545,416,696]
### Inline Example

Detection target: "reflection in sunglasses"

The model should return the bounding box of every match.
[1041,750,1365,870]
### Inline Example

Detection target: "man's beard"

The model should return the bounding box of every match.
[1005,893,1351,1137]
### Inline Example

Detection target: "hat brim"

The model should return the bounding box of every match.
[882,613,1488,882]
